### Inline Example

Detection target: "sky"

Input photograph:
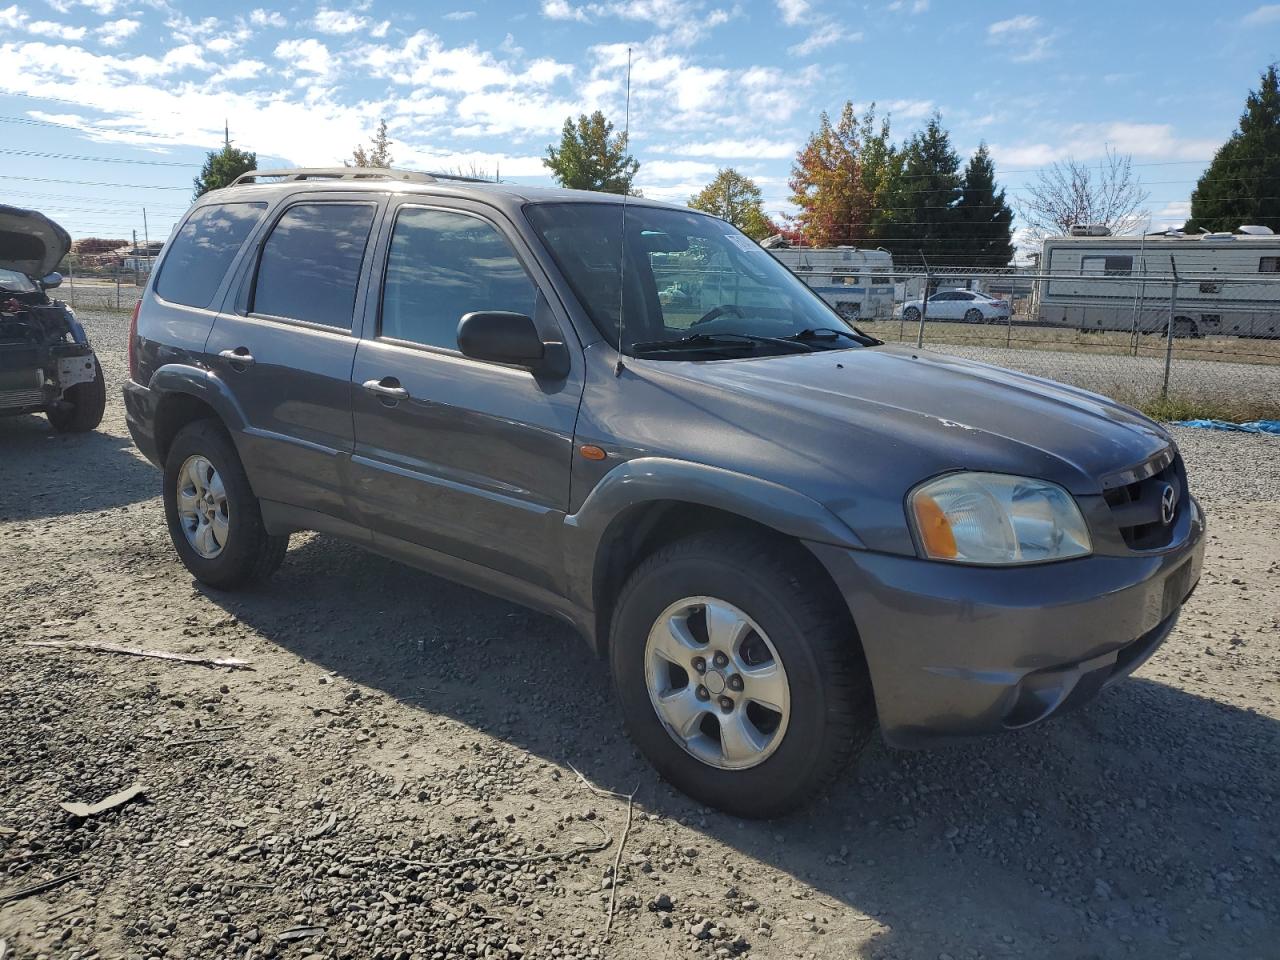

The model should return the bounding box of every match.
[1,0,1278,255]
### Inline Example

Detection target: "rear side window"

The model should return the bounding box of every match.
[252,202,377,329]
[380,207,537,350]
[1260,257,1280,273]
[155,202,266,308]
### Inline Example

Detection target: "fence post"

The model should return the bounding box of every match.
[1162,255,1178,399]
[115,269,121,310]
[67,262,77,310]
[915,264,930,349]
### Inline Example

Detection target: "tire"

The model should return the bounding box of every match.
[964,308,983,324]
[162,419,289,589]
[46,363,105,433]
[609,530,876,818]
[903,306,920,323]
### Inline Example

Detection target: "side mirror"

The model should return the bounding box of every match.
[41,272,63,289]
[457,311,569,378]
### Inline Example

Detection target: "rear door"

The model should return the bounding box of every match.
[206,194,381,521]
[348,199,583,591]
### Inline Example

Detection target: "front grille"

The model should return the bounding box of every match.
[0,388,45,410]
[1102,448,1186,550]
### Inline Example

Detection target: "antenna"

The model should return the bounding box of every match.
[614,46,632,377]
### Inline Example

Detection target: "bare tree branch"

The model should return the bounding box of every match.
[1016,147,1149,243]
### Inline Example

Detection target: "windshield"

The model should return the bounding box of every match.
[525,202,872,359]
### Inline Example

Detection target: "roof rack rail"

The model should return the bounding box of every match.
[229,167,493,187]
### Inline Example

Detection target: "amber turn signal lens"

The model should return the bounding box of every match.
[579,444,607,461]
[913,492,958,559]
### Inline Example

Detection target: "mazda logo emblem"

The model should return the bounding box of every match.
[1159,483,1178,525]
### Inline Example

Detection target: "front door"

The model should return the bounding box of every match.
[348,202,583,591]
[206,196,380,520]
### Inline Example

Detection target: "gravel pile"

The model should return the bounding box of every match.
[0,309,1277,960]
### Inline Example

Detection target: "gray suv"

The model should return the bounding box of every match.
[124,168,1205,818]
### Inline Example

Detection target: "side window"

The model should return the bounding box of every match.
[155,202,266,308]
[380,207,537,350]
[1082,255,1133,276]
[252,202,376,329]
[1260,257,1280,273]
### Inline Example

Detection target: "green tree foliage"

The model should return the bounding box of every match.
[1186,64,1280,233]
[543,111,639,194]
[856,105,905,241]
[193,145,257,200]
[689,168,777,240]
[954,143,1014,266]
[787,102,873,246]
[884,115,962,267]
[351,118,393,168]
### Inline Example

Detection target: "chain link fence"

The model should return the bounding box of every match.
[831,268,1280,419]
[58,263,148,313]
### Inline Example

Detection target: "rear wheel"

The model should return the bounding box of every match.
[964,308,983,323]
[903,306,921,323]
[46,364,105,433]
[162,420,288,589]
[610,530,876,818]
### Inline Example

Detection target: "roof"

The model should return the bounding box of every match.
[205,166,687,216]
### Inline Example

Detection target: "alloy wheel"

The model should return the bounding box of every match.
[176,455,229,559]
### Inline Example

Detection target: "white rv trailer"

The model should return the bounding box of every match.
[764,244,896,321]
[1033,225,1280,338]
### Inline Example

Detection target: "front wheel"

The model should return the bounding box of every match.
[46,364,105,433]
[610,531,876,818]
[162,419,289,589]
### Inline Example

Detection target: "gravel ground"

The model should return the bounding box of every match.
[1,309,1278,960]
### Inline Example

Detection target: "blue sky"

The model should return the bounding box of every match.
[2,0,1278,251]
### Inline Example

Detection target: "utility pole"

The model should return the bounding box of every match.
[132,229,140,290]
[142,208,151,282]
[224,120,230,150]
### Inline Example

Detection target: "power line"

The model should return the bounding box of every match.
[0,148,198,167]
[0,174,191,190]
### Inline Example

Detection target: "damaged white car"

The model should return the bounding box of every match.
[0,204,105,433]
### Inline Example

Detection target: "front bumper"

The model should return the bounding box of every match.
[807,500,1205,747]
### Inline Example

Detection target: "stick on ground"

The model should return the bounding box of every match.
[21,640,251,670]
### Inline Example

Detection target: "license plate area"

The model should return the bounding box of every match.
[1161,558,1197,620]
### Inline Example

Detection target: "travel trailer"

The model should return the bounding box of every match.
[1032,225,1280,338]
[762,240,896,321]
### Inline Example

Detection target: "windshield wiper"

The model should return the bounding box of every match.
[786,327,882,347]
[629,331,815,356]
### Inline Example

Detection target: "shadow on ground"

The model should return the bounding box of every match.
[0,416,157,520]
[200,533,1278,960]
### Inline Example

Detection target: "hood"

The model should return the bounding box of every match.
[0,205,72,280]
[646,344,1171,498]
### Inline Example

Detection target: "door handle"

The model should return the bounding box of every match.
[362,377,409,402]
[218,347,255,368]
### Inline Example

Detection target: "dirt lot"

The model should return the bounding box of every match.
[2,310,1278,960]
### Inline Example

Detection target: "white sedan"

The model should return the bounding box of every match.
[901,289,1010,323]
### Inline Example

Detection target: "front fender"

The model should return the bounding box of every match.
[561,456,865,617]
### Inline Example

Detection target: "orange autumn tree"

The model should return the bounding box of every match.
[787,101,874,247]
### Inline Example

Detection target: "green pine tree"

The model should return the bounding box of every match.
[193,143,257,200]
[1185,64,1280,233]
[544,111,639,194]
[954,143,1014,266]
[885,114,961,267]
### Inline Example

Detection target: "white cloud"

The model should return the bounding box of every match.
[249,8,287,27]
[1243,4,1280,24]
[212,59,267,82]
[644,159,719,180]
[275,38,333,75]
[96,18,140,47]
[0,4,27,28]
[27,19,87,40]
[314,8,369,34]
[541,0,588,20]
[988,14,1040,36]
[990,123,1219,167]
[444,9,477,19]
[776,0,808,25]
[788,23,859,56]
[888,0,929,12]
[654,138,796,159]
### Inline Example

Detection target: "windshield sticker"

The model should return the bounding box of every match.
[724,234,759,253]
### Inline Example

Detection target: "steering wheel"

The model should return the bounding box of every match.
[691,303,745,326]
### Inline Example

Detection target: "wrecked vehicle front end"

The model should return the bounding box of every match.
[0,205,105,433]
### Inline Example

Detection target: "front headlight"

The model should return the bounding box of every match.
[908,472,1091,565]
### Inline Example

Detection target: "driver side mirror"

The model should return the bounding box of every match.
[41,272,63,289]
[457,311,569,379]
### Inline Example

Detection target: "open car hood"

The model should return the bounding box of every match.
[0,204,72,280]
